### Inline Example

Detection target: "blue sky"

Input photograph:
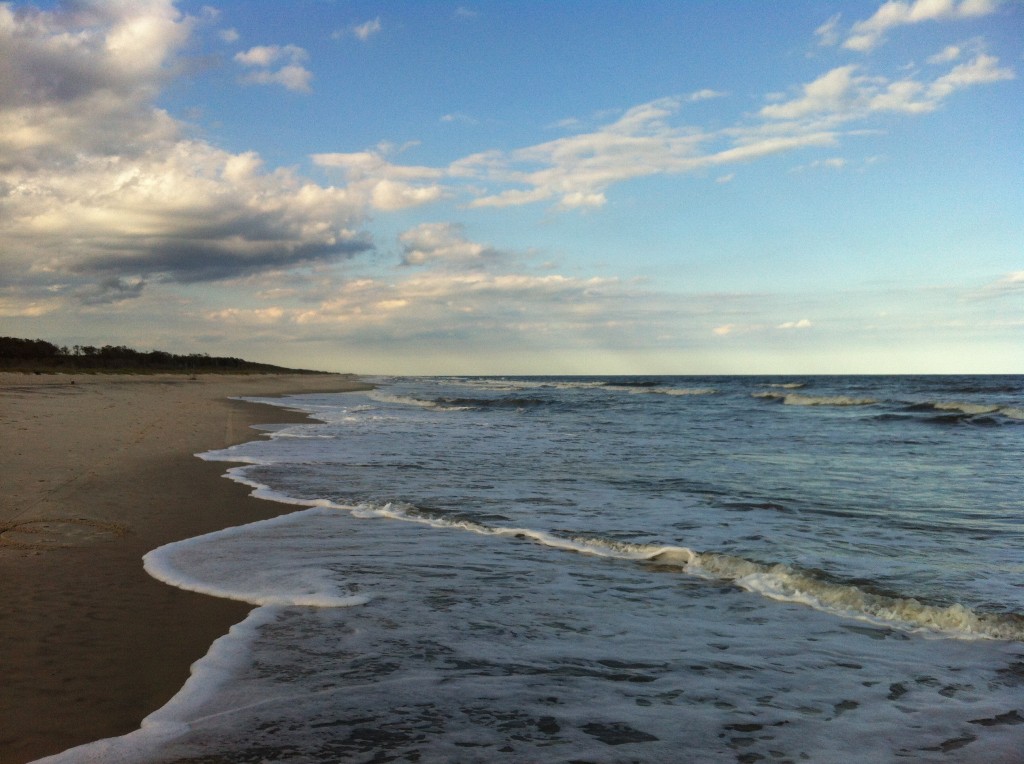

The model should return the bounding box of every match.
[1,0,1021,374]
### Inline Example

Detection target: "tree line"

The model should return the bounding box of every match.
[0,336,323,374]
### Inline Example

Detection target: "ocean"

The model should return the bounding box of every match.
[43,375,1024,763]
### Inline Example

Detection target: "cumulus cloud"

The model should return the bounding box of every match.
[312,149,447,211]
[841,0,999,52]
[0,2,374,301]
[235,44,312,92]
[399,223,497,266]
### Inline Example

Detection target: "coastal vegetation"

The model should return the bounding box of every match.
[0,336,324,375]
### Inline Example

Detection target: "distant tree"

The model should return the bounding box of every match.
[0,335,322,374]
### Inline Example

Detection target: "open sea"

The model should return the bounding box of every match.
[43,375,1024,763]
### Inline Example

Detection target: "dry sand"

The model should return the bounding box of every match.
[0,372,370,763]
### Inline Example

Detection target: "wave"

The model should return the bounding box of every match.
[433,395,551,410]
[604,379,662,388]
[366,390,445,409]
[444,377,607,393]
[628,387,718,397]
[768,382,806,389]
[754,392,878,407]
[207,466,1024,643]
[144,508,371,609]
[369,388,558,412]
[365,502,1024,641]
[904,401,1024,421]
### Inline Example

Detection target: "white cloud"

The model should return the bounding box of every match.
[399,223,493,266]
[814,13,843,46]
[760,54,1012,124]
[219,27,239,43]
[234,44,312,92]
[312,150,447,211]
[778,319,813,329]
[335,18,382,41]
[843,0,999,52]
[353,17,382,41]
[242,64,313,93]
[927,53,1014,98]
[793,158,848,172]
[441,112,479,125]
[235,44,307,67]
[461,97,755,209]
[928,44,962,63]
[444,42,1010,212]
[687,89,727,102]
[759,66,862,120]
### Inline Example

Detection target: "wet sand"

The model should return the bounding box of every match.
[0,372,370,763]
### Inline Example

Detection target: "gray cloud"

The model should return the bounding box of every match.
[76,276,147,305]
[81,235,373,284]
[0,2,379,302]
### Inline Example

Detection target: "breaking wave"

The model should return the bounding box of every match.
[629,387,718,397]
[754,392,878,407]
[905,401,1024,421]
[361,501,1024,641]
[219,468,1024,643]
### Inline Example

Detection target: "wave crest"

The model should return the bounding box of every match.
[338,501,1024,642]
[754,392,877,406]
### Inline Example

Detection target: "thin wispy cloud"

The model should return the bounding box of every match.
[687,89,727,102]
[839,0,1000,52]
[353,17,382,41]
[334,18,382,41]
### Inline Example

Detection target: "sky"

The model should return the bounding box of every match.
[1,0,1021,375]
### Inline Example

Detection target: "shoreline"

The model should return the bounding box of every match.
[0,373,370,763]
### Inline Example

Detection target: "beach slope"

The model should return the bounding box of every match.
[0,373,369,763]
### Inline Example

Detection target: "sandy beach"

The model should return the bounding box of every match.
[0,372,369,763]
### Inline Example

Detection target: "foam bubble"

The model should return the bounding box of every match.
[144,508,370,609]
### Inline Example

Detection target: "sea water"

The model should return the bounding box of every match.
[41,376,1024,763]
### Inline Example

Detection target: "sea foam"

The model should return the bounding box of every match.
[144,509,370,609]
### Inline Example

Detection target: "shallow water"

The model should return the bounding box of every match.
[42,376,1024,763]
